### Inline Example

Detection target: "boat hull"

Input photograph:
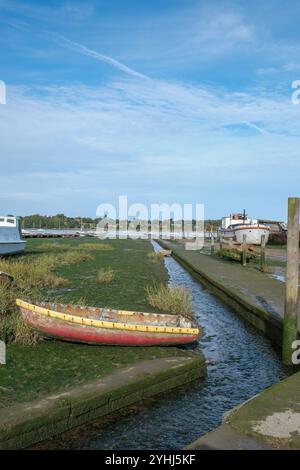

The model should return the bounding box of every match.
[220,226,269,245]
[0,241,26,256]
[19,307,200,346]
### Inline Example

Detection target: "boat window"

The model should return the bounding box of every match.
[7,218,15,224]
[0,218,4,222]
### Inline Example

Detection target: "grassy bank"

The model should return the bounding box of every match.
[0,237,196,407]
[0,341,191,406]
[43,237,168,311]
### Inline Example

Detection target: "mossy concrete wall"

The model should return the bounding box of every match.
[0,353,206,449]
[187,371,300,450]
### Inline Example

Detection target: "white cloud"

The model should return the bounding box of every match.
[1,77,300,215]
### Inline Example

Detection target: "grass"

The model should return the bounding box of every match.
[43,238,168,312]
[76,242,114,251]
[0,238,179,406]
[96,267,115,284]
[146,283,194,320]
[0,246,94,344]
[0,341,189,406]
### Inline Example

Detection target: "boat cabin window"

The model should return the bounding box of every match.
[7,218,15,224]
[0,218,4,222]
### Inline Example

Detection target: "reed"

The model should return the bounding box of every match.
[96,267,115,284]
[147,251,166,262]
[146,283,194,320]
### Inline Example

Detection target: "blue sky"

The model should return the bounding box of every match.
[0,0,300,219]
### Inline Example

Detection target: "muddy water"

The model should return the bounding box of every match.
[34,241,287,449]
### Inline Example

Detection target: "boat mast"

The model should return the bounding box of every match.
[243,209,246,224]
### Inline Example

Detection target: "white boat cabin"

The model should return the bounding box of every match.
[0,216,26,255]
[221,213,258,229]
[0,216,22,240]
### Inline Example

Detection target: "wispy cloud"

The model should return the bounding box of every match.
[243,121,267,136]
[52,34,150,80]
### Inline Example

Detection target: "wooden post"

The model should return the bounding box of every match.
[260,234,266,272]
[283,197,299,365]
[242,234,247,266]
[211,233,215,255]
[242,234,247,265]
[219,234,223,251]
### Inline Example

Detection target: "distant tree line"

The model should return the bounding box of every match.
[21,214,222,231]
[21,214,98,229]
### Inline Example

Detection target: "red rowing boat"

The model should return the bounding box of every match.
[16,299,200,346]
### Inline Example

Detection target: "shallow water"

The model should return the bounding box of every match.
[34,241,287,450]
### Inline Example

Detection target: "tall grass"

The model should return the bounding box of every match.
[38,241,113,252]
[0,283,40,344]
[76,243,113,251]
[147,251,166,262]
[38,242,71,251]
[36,251,93,270]
[0,248,94,344]
[0,258,67,289]
[146,283,194,320]
[97,267,115,284]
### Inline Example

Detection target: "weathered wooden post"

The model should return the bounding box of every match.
[260,234,266,272]
[211,233,215,255]
[283,197,299,365]
[242,234,247,266]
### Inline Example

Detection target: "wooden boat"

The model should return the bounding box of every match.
[160,249,172,257]
[219,212,270,245]
[16,299,200,346]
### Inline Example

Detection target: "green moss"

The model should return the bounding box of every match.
[229,372,300,448]
[0,339,191,405]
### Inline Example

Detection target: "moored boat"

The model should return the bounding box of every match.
[219,212,270,245]
[16,299,200,346]
[0,216,26,256]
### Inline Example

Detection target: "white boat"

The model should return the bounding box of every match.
[219,212,270,245]
[0,216,26,256]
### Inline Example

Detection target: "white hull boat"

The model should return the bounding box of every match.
[0,216,26,256]
[219,213,270,245]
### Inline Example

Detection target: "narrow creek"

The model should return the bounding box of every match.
[34,241,287,449]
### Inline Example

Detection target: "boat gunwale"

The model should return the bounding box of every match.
[220,225,270,232]
[16,299,199,336]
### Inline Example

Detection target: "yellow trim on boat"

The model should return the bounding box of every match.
[16,299,199,336]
